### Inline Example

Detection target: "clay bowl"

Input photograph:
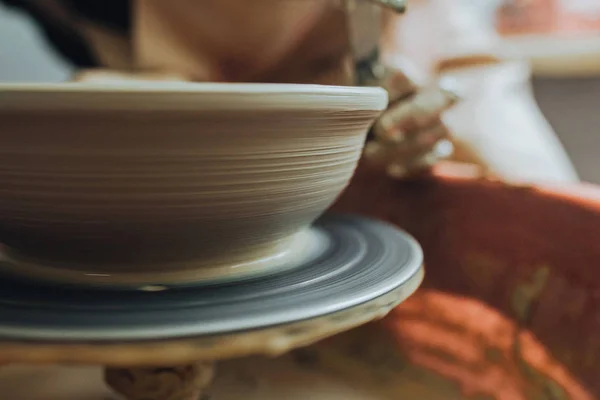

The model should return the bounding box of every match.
[0,82,388,287]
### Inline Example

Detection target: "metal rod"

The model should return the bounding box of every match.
[366,0,406,13]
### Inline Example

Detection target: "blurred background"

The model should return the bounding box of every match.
[1,0,600,182]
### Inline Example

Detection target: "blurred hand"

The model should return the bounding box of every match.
[363,61,459,179]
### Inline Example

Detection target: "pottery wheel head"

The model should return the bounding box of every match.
[0,214,424,365]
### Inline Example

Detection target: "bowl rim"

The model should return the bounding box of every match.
[0,82,388,112]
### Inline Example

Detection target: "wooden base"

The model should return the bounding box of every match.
[105,363,214,400]
[0,315,593,399]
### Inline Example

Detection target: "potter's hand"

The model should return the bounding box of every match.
[363,64,459,179]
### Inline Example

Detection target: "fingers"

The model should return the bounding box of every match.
[368,118,449,155]
[381,60,426,103]
[364,121,454,179]
[362,60,460,180]
[373,83,459,142]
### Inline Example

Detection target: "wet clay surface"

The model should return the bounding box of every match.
[0,83,385,287]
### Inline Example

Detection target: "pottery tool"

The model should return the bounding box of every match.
[368,0,406,13]
[347,0,388,87]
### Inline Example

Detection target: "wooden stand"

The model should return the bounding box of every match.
[105,363,215,400]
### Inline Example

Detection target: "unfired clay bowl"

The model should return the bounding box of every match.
[0,82,387,287]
